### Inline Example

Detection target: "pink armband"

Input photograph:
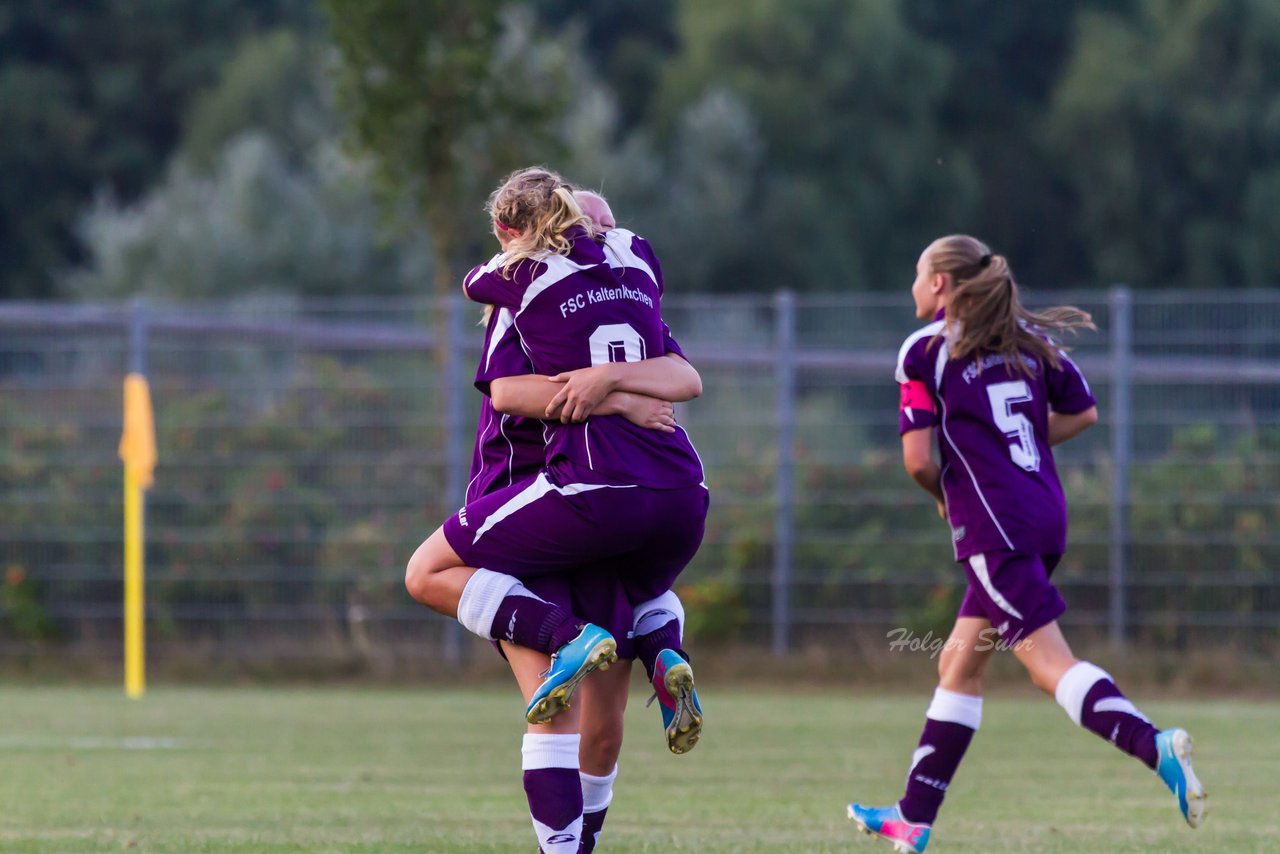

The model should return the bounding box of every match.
[899,380,935,427]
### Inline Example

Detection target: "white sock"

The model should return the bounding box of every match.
[1054,661,1110,726]
[521,733,582,853]
[580,764,618,814]
[632,590,685,638]
[455,568,523,639]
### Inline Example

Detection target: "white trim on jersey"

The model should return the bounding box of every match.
[464,407,496,499]
[584,421,594,470]
[601,229,658,285]
[937,350,1018,551]
[1060,350,1093,399]
[516,253,597,317]
[498,413,515,489]
[895,319,946,384]
[967,553,1024,620]
[464,254,505,290]
[483,308,517,373]
[471,471,635,544]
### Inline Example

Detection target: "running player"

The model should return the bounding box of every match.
[404,168,708,853]
[846,235,1208,853]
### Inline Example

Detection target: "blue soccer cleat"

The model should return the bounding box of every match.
[650,649,702,754]
[525,624,617,725]
[1155,728,1208,828]
[847,803,930,854]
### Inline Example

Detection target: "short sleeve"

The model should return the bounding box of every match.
[1045,351,1096,414]
[896,336,938,435]
[634,236,665,295]
[474,308,533,395]
[662,323,687,361]
[463,254,536,310]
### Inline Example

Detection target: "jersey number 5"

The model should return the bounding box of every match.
[589,323,646,366]
[986,380,1041,472]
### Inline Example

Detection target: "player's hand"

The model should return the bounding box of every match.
[545,364,619,423]
[936,499,947,520]
[617,394,677,433]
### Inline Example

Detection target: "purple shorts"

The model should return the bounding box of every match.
[956,551,1065,644]
[443,464,709,658]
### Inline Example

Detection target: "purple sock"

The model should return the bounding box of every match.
[1057,661,1158,769]
[522,734,583,853]
[897,688,982,825]
[579,765,616,854]
[633,618,682,681]
[490,589,582,655]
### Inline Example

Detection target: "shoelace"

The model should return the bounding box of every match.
[538,650,561,680]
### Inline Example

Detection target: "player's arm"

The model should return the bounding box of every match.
[1048,405,1098,446]
[902,428,946,517]
[490,375,677,432]
[545,354,702,423]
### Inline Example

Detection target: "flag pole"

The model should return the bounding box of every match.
[120,301,154,699]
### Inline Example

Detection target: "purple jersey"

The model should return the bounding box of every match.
[896,315,1096,560]
[466,307,546,503]
[464,226,703,489]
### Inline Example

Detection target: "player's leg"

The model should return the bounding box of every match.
[632,590,703,754]
[406,475,620,723]
[616,485,709,755]
[1015,620,1208,827]
[576,660,632,854]
[505,642,587,853]
[848,614,994,853]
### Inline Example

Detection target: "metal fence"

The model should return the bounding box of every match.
[2,291,1278,668]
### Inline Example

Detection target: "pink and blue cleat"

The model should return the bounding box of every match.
[525,623,617,725]
[1155,728,1208,828]
[847,803,930,854]
[651,648,702,754]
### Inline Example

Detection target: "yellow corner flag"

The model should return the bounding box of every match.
[119,373,155,699]
[120,373,156,488]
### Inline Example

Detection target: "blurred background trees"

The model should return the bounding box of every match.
[2,0,1278,301]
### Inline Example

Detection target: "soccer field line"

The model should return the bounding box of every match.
[0,735,188,750]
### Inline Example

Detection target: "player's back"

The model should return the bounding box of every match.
[465,226,703,488]
[898,322,1095,560]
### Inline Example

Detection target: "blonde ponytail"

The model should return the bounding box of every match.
[485,167,591,279]
[927,235,1095,375]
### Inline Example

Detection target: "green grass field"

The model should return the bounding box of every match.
[1,683,1275,852]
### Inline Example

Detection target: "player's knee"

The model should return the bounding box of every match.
[581,725,624,770]
[404,552,443,605]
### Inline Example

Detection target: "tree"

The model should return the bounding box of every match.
[322,1,573,296]
[1045,0,1280,287]
[0,0,317,298]
[651,0,978,292]
[64,133,430,300]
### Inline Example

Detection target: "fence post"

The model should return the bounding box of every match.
[772,290,796,656]
[441,294,469,665]
[1108,286,1132,649]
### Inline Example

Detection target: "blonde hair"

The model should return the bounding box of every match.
[927,235,1095,376]
[486,167,591,278]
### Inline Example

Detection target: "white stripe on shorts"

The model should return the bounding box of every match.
[967,553,1024,620]
[472,472,635,545]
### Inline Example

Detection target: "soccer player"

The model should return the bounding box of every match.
[465,189,702,851]
[404,168,708,852]
[846,235,1208,853]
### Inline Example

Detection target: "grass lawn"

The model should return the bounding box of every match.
[0,682,1273,852]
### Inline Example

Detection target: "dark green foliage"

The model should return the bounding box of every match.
[0,0,318,298]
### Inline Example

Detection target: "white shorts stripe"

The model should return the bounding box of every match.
[471,472,635,544]
[967,553,1024,620]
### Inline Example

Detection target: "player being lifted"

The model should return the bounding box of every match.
[464,188,703,851]
[405,168,708,853]
[846,235,1207,853]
